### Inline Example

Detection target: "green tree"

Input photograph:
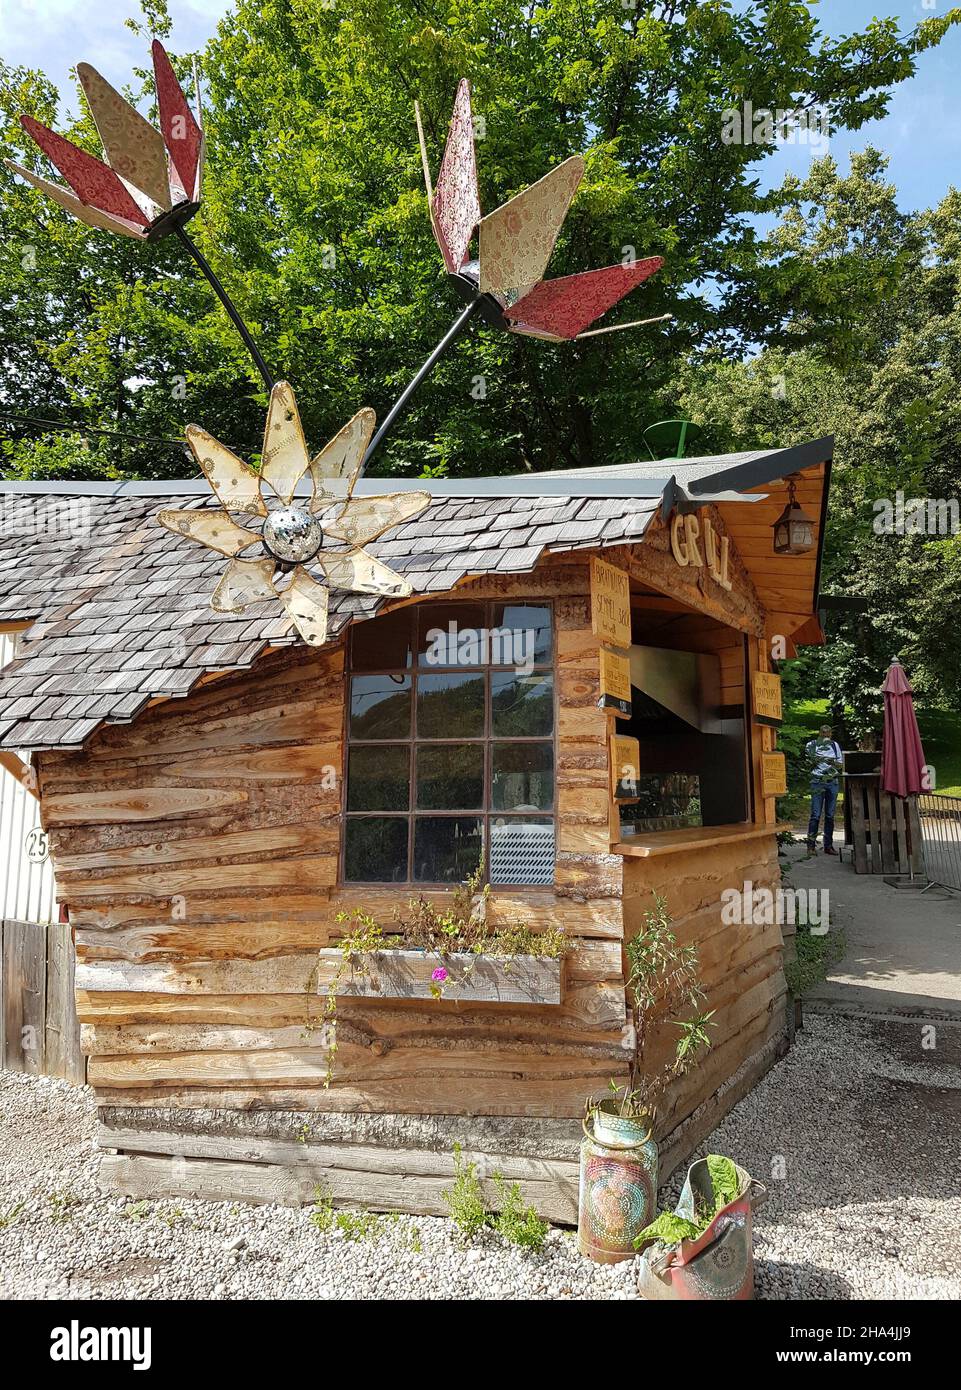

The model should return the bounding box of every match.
[2,0,957,478]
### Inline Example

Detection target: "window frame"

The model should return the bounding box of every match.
[341,599,558,888]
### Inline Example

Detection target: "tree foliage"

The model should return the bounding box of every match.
[2,0,956,479]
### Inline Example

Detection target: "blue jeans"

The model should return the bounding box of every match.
[807,781,838,849]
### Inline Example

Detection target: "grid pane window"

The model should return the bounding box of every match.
[344,602,555,885]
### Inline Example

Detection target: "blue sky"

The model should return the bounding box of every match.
[2,0,958,213]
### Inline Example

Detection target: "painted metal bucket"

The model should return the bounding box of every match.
[637,1158,767,1300]
[577,1114,658,1264]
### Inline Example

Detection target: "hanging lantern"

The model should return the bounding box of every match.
[772,476,815,555]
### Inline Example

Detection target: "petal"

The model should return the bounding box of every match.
[77,62,171,212]
[152,40,203,201]
[278,566,329,646]
[261,381,310,503]
[507,258,663,340]
[185,425,267,516]
[431,78,480,273]
[157,508,257,558]
[210,557,277,613]
[479,155,584,298]
[308,407,375,506]
[324,491,432,547]
[316,548,413,598]
[4,159,147,238]
[20,116,150,226]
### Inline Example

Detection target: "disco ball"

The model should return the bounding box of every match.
[263,507,323,564]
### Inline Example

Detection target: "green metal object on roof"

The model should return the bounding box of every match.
[643,419,705,460]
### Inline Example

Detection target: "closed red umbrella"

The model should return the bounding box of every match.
[881,658,927,797]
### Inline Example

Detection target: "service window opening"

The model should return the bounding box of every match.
[618,639,749,836]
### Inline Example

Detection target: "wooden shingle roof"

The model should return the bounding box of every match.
[0,438,832,751]
[0,488,658,750]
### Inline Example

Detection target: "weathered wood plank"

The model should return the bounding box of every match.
[99,1151,578,1222]
[56,823,338,874]
[2,919,46,1076]
[318,948,564,1005]
[42,786,250,826]
[45,922,84,1084]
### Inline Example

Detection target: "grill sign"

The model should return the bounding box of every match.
[670,512,733,591]
[611,734,641,802]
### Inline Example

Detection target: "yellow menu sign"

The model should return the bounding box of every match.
[611,734,640,802]
[590,557,631,648]
[599,646,632,718]
[761,752,787,798]
[753,671,783,725]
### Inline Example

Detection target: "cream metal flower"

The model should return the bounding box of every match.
[158,383,431,647]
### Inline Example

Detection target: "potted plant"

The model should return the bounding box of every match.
[578,892,714,1264]
[304,864,569,1085]
[635,1153,768,1300]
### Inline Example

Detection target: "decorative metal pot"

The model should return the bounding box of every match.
[577,1112,658,1264]
[636,1158,767,1300]
[591,1098,654,1150]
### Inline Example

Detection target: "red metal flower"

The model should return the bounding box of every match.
[421,79,664,341]
[5,41,203,242]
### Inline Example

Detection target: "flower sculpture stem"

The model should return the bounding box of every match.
[175,226,275,392]
[361,295,483,472]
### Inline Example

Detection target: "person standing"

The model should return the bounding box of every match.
[805,723,843,856]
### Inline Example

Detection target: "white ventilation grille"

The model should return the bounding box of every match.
[489,822,555,886]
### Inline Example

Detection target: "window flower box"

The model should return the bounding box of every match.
[313,947,563,1006]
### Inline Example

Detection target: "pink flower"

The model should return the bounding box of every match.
[431,967,448,983]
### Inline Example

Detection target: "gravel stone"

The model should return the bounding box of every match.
[0,1013,957,1300]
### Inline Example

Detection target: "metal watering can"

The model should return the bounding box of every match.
[636,1157,767,1300]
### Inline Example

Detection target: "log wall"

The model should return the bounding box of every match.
[33,542,792,1212]
[39,575,632,1123]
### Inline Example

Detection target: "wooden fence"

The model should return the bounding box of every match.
[0,919,85,1083]
[844,773,926,877]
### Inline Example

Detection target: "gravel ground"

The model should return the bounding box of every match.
[1,1012,958,1301]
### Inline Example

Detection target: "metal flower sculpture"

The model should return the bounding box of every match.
[419,79,664,342]
[361,79,671,467]
[6,40,202,242]
[158,383,431,647]
[6,41,274,389]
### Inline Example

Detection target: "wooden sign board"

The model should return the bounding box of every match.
[599,646,632,718]
[590,557,631,648]
[753,671,783,726]
[611,734,640,802]
[761,751,787,798]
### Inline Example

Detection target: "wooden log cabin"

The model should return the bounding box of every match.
[0,439,831,1221]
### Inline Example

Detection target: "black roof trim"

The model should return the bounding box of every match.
[686,436,834,496]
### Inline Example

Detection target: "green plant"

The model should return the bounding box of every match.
[0,1202,24,1229]
[635,1154,743,1250]
[594,893,713,1124]
[123,1201,151,1221]
[47,1190,81,1223]
[443,1144,490,1241]
[490,1175,549,1252]
[785,922,847,997]
[441,1145,548,1250]
[310,1185,335,1232]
